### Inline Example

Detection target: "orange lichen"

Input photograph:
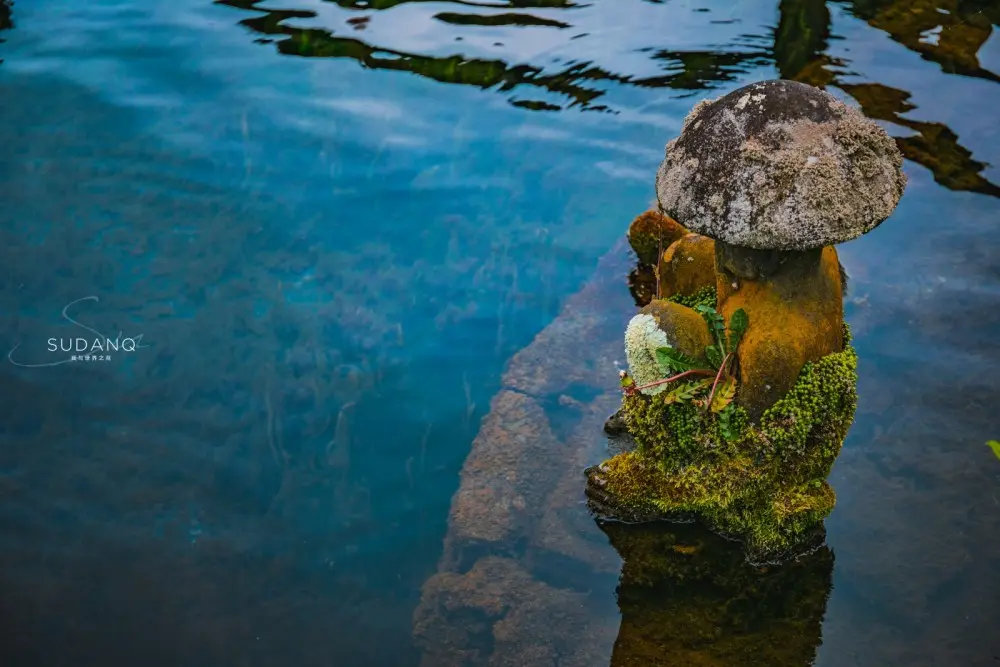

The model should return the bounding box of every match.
[657,233,717,299]
[716,245,843,420]
[628,210,689,266]
[639,300,714,364]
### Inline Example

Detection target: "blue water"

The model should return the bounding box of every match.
[1,0,999,665]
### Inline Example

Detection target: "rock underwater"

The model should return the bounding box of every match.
[412,238,838,667]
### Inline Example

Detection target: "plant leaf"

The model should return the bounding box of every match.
[987,440,1000,461]
[710,376,737,413]
[695,304,728,354]
[693,378,713,391]
[728,308,749,352]
[718,404,738,442]
[662,378,711,405]
[661,384,694,405]
[705,345,723,369]
[651,498,673,513]
[655,347,709,373]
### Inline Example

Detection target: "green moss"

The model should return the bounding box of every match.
[601,324,857,562]
[666,285,716,310]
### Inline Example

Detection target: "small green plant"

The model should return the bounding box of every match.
[621,305,749,416]
[987,440,1000,461]
[717,402,741,442]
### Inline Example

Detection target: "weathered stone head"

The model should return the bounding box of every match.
[656,79,905,419]
[656,78,906,254]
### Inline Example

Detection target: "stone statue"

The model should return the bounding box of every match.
[588,79,906,562]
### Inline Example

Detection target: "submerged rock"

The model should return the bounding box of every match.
[414,557,612,667]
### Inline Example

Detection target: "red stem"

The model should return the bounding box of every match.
[704,353,731,410]
[627,368,714,395]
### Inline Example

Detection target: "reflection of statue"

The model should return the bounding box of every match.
[590,80,906,562]
[599,519,833,667]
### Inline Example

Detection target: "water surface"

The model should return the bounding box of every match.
[0,0,998,665]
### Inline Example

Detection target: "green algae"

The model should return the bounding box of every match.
[600,322,857,562]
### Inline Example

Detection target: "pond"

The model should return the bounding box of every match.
[0,0,998,665]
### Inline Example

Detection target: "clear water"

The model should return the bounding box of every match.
[0,0,998,665]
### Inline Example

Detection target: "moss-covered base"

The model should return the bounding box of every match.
[588,323,858,562]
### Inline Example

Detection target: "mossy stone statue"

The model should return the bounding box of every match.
[590,79,906,562]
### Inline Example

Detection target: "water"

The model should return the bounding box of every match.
[0,0,998,665]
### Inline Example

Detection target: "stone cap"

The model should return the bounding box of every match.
[655,79,906,251]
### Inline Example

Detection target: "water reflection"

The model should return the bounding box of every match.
[837,0,1000,83]
[776,0,1000,197]
[2,0,999,664]
[216,0,770,113]
[219,0,1000,197]
[0,0,11,37]
[326,0,580,8]
[599,520,833,667]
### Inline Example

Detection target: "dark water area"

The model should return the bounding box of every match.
[0,0,998,666]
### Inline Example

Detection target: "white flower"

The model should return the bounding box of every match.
[625,313,671,395]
